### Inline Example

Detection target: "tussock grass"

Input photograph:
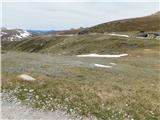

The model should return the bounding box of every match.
[2,33,160,119]
[2,48,160,120]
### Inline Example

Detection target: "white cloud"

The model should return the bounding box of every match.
[2,2,159,30]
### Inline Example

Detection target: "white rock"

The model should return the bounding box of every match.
[29,89,34,92]
[18,74,36,81]
[110,63,117,65]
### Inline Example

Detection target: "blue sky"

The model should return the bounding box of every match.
[1,0,159,30]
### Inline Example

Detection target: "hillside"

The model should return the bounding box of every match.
[2,34,159,55]
[2,33,160,120]
[77,12,160,34]
[50,28,84,35]
[2,12,160,54]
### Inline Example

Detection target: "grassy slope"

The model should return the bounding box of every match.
[2,34,160,119]
[77,13,160,34]
[51,12,160,35]
[2,34,159,55]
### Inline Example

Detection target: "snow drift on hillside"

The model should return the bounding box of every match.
[108,33,129,38]
[77,54,128,58]
[17,30,31,38]
[1,28,31,41]
[94,64,112,68]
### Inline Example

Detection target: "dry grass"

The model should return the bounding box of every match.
[2,34,160,55]
[2,47,160,120]
[2,32,160,119]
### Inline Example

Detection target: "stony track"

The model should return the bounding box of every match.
[1,93,81,120]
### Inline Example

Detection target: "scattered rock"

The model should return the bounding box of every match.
[17,74,36,81]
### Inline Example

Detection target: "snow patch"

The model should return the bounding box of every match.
[1,32,7,35]
[17,30,30,38]
[110,63,117,65]
[0,32,7,36]
[109,33,129,38]
[77,54,128,58]
[94,64,112,68]
[20,30,30,37]
[10,37,14,41]
[18,74,36,81]
[15,35,23,39]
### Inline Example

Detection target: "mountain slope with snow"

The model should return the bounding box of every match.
[1,28,32,41]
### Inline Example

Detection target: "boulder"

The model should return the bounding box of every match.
[17,74,36,81]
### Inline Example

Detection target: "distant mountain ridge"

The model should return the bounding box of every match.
[27,29,57,35]
[1,11,159,40]
[0,28,59,41]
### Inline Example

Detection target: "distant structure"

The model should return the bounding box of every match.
[136,31,148,38]
[136,31,160,39]
[154,32,160,37]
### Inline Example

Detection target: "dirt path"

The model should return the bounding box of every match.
[1,93,80,120]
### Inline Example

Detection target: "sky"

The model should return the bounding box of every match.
[0,0,159,30]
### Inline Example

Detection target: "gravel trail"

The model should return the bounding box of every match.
[1,93,80,120]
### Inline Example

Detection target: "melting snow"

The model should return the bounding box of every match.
[16,30,30,38]
[110,63,117,65]
[10,37,14,41]
[109,33,129,38]
[1,32,7,35]
[20,30,30,37]
[11,30,31,40]
[0,32,7,36]
[94,64,112,68]
[77,54,128,58]
[15,35,22,39]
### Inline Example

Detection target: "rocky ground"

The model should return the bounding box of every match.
[1,92,83,120]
